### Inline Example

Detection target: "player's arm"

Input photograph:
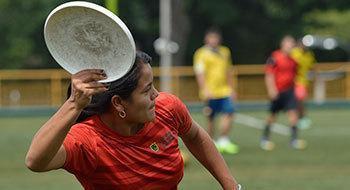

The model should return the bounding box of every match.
[194,72,212,99]
[180,120,240,190]
[226,64,236,100]
[265,73,277,100]
[265,57,278,100]
[193,54,211,99]
[25,69,107,172]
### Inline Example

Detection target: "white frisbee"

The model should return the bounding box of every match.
[44,1,136,82]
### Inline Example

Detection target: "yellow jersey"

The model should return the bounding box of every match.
[193,45,233,100]
[291,47,316,86]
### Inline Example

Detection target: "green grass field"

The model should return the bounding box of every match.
[0,108,349,190]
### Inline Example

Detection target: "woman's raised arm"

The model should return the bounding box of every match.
[25,69,108,172]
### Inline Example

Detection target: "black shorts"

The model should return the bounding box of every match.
[270,88,297,113]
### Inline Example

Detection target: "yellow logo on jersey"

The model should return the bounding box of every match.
[150,142,159,152]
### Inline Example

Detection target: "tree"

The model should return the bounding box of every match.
[0,0,100,69]
[303,9,350,42]
[302,9,350,61]
[183,0,350,64]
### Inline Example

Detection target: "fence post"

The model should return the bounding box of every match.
[173,72,179,97]
[345,65,350,99]
[232,68,238,95]
[0,78,2,107]
[50,72,62,107]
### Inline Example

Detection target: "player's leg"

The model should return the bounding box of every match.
[287,109,306,149]
[220,97,235,136]
[260,96,280,150]
[204,99,218,138]
[216,97,239,154]
[263,112,276,140]
[295,84,305,118]
[287,109,298,140]
[287,88,307,149]
[220,113,233,137]
[207,116,215,138]
[295,84,312,129]
[260,112,277,151]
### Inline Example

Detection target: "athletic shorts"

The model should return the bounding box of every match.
[206,97,235,119]
[270,88,297,113]
[295,84,308,101]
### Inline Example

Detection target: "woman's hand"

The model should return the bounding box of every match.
[68,69,109,110]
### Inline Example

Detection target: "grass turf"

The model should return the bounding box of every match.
[0,108,349,189]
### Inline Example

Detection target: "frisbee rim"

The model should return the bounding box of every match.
[44,1,136,82]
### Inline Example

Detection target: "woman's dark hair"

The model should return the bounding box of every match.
[66,51,152,122]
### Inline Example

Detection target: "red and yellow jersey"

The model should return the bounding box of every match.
[291,47,315,86]
[265,50,297,93]
[193,45,233,99]
[63,92,192,190]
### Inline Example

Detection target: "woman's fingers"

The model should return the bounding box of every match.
[81,87,107,98]
[73,69,107,83]
[72,82,108,99]
[74,69,105,77]
[80,82,109,95]
[72,69,108,90]
[69,69,109,108]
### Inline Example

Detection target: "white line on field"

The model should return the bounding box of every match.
[235,113,290,136]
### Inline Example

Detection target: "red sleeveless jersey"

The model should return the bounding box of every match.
[63,92,192,190]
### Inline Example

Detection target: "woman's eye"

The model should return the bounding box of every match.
[144,88,151,93]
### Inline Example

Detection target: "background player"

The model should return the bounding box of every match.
[193,28,239,154]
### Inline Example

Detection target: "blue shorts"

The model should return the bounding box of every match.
[207,97,235,119]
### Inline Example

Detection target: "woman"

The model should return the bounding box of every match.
[25,51,240,189]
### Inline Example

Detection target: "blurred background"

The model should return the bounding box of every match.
[0,0,349,190]
[1,0,350,106]
[2,0,350,68]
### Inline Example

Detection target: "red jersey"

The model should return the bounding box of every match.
[63,92,192,190]
[265,50,297,92]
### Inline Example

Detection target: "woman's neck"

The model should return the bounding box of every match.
[99,113,144,136]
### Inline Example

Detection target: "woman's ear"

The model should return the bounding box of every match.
[111,95,126,112]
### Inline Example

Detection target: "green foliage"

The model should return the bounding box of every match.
[1,0,350,68]
[105,0,118,14]
[301,9,350,61]
[0,0,53,68]
[184,0,350,64]
[0,0,101,69]
[261,0,293,19]
[303,9,350,42]
[118,0,159,59]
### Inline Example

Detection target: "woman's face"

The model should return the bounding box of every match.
[124,63,159,123]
